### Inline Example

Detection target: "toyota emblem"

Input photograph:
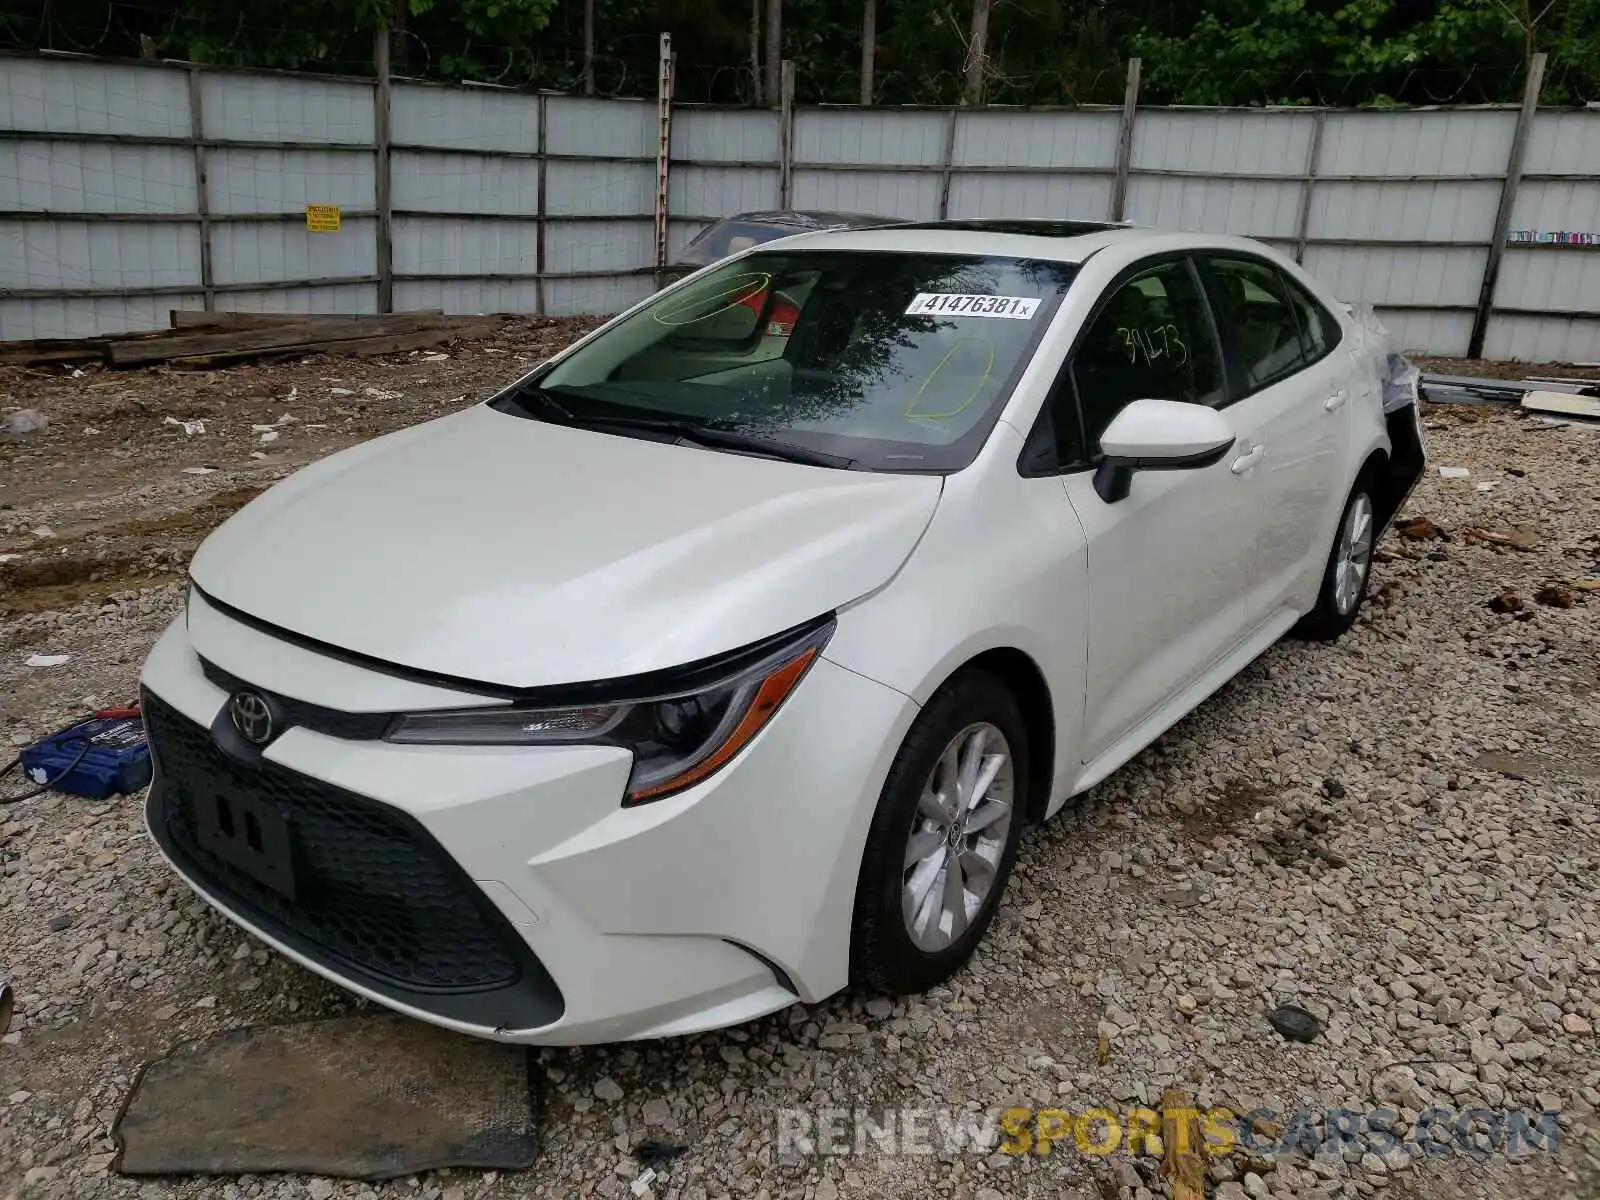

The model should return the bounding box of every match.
[229,690,275,746]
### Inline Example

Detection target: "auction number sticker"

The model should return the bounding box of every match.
[906,293,1040,319]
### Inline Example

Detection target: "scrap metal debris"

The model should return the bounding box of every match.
[1522,390,1600,421]
[1489,589,1524,614]
[1,409,48,435]
[1466,527,1541,551]
[1394,515,1446,541]
[1535,584,1576,609]
[1420,371,1600,409]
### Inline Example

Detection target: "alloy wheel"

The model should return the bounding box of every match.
[901,722,1014,952]
[1334,492,1374,616]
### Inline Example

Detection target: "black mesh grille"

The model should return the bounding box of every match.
[143,690,522,993]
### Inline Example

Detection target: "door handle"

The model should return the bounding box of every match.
[1230,443,1265,475]
[1325,389,1349,412]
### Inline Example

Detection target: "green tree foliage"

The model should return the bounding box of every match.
[3,0,1596,105]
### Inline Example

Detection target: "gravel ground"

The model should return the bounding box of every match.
[3,343,1599,1200]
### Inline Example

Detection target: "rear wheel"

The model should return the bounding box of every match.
[1293,481,1376,641]
[850,671,1028,994]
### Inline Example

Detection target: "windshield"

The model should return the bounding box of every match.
[503,250,1077,473]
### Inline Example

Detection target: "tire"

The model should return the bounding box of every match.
[1292,478,1378,641]
[850,670,1029,994]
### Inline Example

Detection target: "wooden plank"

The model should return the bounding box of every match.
[107,313,460,366]
[1110,58,1142,222]
[167,327,458,369]
[168,309,442,330]
[1469,53,1546,359]
[1161,1088,1205,1200]
[374,26,394,314]
[0,326,182,366]
[1522,390,1600,419]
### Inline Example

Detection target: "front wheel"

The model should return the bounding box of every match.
[1293,482,1376,641]
[850,671,1028,995]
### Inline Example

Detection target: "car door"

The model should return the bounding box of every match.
[1049,256,1264,765]
[1195,254,1352,628]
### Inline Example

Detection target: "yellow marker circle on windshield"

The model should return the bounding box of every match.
[906,337,995,421]
[653,272,773,327]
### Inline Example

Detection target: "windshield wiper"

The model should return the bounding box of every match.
[501,383,576,421]
[677,424,857,470]
[539,409,855,470]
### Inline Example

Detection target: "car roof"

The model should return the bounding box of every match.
[711,210,895,230]
[740,218,1162,264]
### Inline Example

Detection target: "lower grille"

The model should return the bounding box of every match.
[142,688,563,1028]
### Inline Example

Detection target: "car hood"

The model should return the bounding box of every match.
[190,405,942,689]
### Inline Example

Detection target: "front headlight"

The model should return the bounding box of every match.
[385,620,833,805]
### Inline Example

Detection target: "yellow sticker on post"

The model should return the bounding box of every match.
[305,205,342,233]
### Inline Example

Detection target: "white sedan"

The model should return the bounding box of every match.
[139,221,1424,1044]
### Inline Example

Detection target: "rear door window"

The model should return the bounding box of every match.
[1196,256,1308,398]
[1280,273,1342,362]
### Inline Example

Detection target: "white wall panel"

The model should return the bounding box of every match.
[391,85,535,152]
[1303,245,1487,308]
[0,63,1588,355]
[1133,111,1314,174]
[223,284,376,316]
[392,151,539,215]
[953,111,1119,169]
[1126,177,1303,238]
[0,293,203,340]
[207,148,375,214]
[0,60,189,137]
[1483,314,1600,362]
[0,140,195,212]
[791,170,939,218]
[1320,111,1516,176]
[395,278,540,317]
[1524,112,1600,175]
[393,217,538,276]
[202,74,372,144]
[543,220,652,276]
[1495,249,1600,313]
[1308,180,1500,242]
[948,172,1114,221]
[545,97,653,158]
[544,161,654,216]
[545,274,653,316]
[797,110,947,166]
[671,166,778,219]
[1508,180,1600,236]
[1373,310,1473,357]
[673,109,778,163]
[668,163,780,219]
[211,219,376,285]
[0,221,199,289]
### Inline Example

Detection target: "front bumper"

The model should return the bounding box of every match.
[139,598,916,1044]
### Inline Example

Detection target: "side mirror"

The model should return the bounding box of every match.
[1093,398,1237,504]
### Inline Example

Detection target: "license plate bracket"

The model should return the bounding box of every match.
[194,790,298,900]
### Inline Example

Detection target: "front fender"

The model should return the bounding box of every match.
[824,423,1089,809]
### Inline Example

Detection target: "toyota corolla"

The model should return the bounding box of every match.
[140,220,1424,1044]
